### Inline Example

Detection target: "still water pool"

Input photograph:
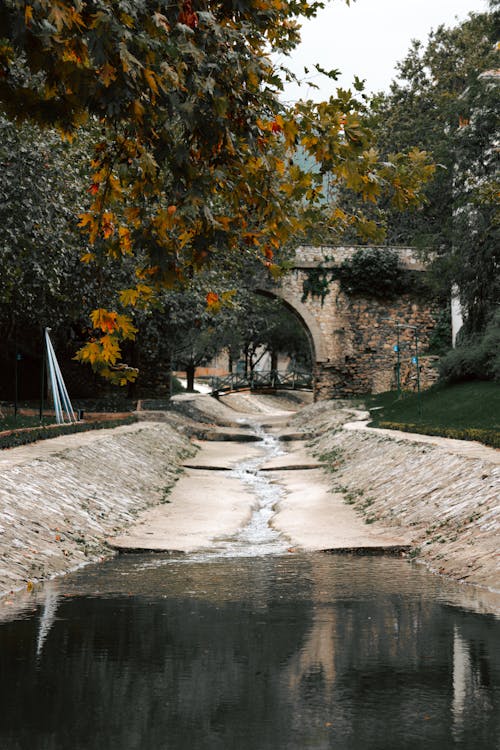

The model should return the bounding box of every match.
[1,553,499,750]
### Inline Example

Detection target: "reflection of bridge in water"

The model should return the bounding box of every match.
[210,370,313,395]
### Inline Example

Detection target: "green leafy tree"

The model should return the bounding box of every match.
[369,11,496,253]
[450,67,499,335]
[0,114,145,394]
[361,8,499,382]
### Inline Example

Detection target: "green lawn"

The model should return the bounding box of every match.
[363,381,499,447]
[0,412,138,450]
[0,413,54,432]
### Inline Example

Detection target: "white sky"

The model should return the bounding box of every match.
[276,0,489,102]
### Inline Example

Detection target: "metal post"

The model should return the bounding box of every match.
[44,328,77,424]
[395,325,401,397]
[39,331,46,422]
[14,351,19,421]
[45,330,63,423]
[414,328,421,418]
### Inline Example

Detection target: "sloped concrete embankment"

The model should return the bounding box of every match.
[0,422,195,595]
[291,402,499,592]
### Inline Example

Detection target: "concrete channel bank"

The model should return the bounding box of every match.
[0,392,498,615]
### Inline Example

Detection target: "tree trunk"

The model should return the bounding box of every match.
[271,349,278,372]
[186,362,196,392]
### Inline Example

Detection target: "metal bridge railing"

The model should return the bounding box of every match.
[210,370,312,395]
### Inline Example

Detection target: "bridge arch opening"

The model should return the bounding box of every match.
[254,287,326,365]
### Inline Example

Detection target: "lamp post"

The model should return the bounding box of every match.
[393,325,401,397]
[383,319,422,416]
[14,351,21,421]
[412,327,421,417]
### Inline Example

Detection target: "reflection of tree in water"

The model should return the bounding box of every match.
[451,614,498,747]
[0,556,499,750]
[280,561,500,749]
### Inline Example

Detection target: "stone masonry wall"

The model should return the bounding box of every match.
[276,246,441,399]
[313,291,441,398]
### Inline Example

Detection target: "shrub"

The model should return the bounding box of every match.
[338,248,409,298]
[0,416,137,450]
[171,376,186,395]
[377,421,499,449]
[439,310,500,382]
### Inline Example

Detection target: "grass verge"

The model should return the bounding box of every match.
[0,416,138,450]
[364,381,500,448]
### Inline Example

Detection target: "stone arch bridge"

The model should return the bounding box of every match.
[256,246,439,400]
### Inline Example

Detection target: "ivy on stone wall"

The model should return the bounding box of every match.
[301,248,426,304]
[301,265,333,305]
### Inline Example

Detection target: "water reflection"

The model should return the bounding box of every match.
[0,554,499,750]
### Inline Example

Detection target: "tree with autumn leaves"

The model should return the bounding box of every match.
[0,0,435,386]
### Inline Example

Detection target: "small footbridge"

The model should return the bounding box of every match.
[210,370,313,396]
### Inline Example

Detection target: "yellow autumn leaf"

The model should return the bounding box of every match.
[178,230,194,248]
[125,207,141,226]
[100,62,117,87]
[90,308,118,333]
[282,117,299,148]
[74,341,102,366]
[118,225,132,253]
[132,99,145,121]
[120,12,135,28]
[274,159,285,176]
[119,288,140,306]
[115,313,137,339]
[108,175,122,199]
[100,334,121,364]
[100,365,139,385]
[143,68,159,96]
[221,290,236,306]
[78,213,94,228]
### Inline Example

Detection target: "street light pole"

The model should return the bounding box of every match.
[414,328,421,417]
[395,325,401,397]
[383,318,421,414]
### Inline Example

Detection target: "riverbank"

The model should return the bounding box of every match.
[288,398,499,592]
[0,392,498,616]
[0,421,196,596]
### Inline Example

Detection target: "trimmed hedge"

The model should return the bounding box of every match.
[0,416,138,451]
[377,421,500,449]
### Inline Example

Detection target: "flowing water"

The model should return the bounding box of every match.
[204,422,290,559]
[1,425,499,749]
